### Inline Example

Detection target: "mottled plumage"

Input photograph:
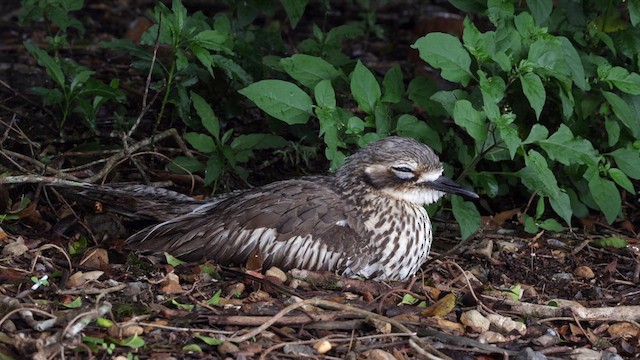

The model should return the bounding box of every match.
[82,137,478,281]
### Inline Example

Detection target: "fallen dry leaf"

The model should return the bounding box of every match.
[67,270,104,287]
[159,273,183,294]
[574,266,595,279]
[607,322,640,339]
[421,293,456,317]
[460,309,490,333]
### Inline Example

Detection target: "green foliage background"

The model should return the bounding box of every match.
[19,0,640,238]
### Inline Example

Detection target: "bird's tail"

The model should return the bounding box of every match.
[2,176,206,221]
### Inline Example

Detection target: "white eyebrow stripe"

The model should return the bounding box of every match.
[393,161,418,169]
[417,168,444,183]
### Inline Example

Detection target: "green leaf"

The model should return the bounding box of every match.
[599,65,640,95]
[62,297,82,308]
[407,77,446,116]
[399,293,419,305]
[605,118,620,146]
[193,30,230,52]
[451,196,481,240]
[204,156,224,186]
[463,17,490,62]
[538,124,599,166]
[206,289,222,305]
[535,197,545,220]
[523,215,539,233]
[608,168,635,193]
[412,33,472,86]
[184,133,216,153]
[603,91,640,138]
[630,0,640,26]
[211,55,253,85]
[520,72,545,120]
[168,156,205,174]
[239,80,312,125]
[381,65,404,103]
[165,252,186,267]
[591,236,628,249]
[518,150,560,198]
[558,37,587,90]
[346,117,366,134]
[523,124,549,144]
[587,173,621,224]
[231,134,288,150]
[494,113,520,159]
[395,115,442,152]
[96,317,114,328]
[182,344,203,353]
[314,79,336,109]
[528,38,567,77]
[171,299,194,310]
[527,0,552,26]
[195,335,223,346]
[280,54,341,88]
[610,147,640,179]
[549,191,573,226]
[191,92,219,140]
[431,89,471,116]
[452,100,488,142]
[350,61,381,114]
[281,0,308,28]
[538,218,564,232]
[24,42,65,88]
[120,334,145,349]
[479,71,506,105]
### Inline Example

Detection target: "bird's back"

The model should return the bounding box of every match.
[126,176,370,273]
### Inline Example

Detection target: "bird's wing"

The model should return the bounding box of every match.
[126,178,370,272]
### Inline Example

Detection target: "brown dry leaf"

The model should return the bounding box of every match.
[246,290,271,303]
[423,285,441,300]
[478,331,509,343]
[460,309,490,333]
[246,246,263,271]
[574,266,595,279]
[67,270,104,287]
[265,266,287,282]
[370,318,392,334]
[108,324,144,338]
[487,208,520,229]
[159,273,183,294]
[79,248,109,271]
[1,236,29,257]
[578,216,599,231]
[431,317,465,335]
[607,322,640,339]
[421,293,456,317]
[361,349,396,360]
[486,313,527,335]
[620,219,636,234]
[0,227,8,242]
[313,340,331,354]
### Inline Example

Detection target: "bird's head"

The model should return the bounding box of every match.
[336,136,478,205]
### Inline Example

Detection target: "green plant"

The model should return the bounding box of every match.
[409,0,640,229]
[24,42,125,132]
[102,0,251,130]
[170,91,288,191]
[20,0,85,37]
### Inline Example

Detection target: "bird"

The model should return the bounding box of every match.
[73,136,479,281]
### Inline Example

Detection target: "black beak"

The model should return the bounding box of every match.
[429,176,479,199]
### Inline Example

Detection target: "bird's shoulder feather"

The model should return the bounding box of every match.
[127,177,367,269]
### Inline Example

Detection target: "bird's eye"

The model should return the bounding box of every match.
[391,166,415,179]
